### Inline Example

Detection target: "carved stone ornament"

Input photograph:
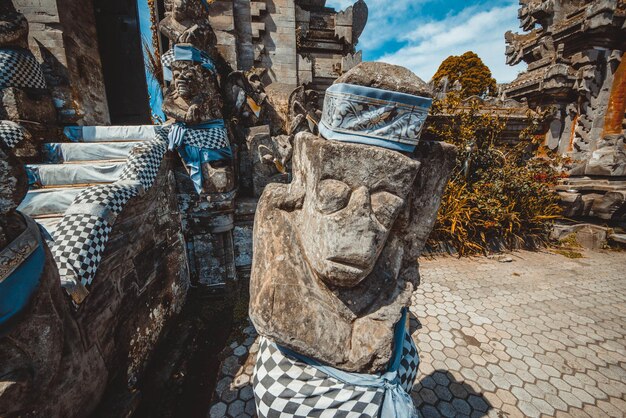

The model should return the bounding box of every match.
[162,60,223,124]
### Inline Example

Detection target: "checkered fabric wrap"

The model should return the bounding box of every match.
[161,49,175,70]
[0,120,27,149]
[253,332,419,418]
[51,213,112,287]
[161,45,216,82]
[398,330,419,392]
[181,126,229,149]
[119,139,167,189]
[0,48,47,90]
[72,183,140,215]
[51,131,168,294]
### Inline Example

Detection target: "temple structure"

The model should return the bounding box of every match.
[0,0,369,415]
[504,0,626,222]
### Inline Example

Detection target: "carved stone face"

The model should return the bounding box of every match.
[294,138,419,287]
[162,61,223,123]
[172,63,202,101]
[250,132,457,373]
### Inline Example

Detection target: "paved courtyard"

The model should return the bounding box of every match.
[210,248,626,418]
[412,249,626,418]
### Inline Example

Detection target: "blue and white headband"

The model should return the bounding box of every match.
[162,44,216,82]
[319,83,432,152]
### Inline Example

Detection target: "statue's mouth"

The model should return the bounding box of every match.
[326,256,369,272]
[176,82,191,98]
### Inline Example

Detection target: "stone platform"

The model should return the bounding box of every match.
[209,249,626,418]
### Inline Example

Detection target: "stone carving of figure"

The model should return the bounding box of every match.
[0,0,28,49]
[162,60,223,124]
[161,44,234,195]
[287,85,321,136]
[519,0,556,32]
[0,0,55,149]
[250,62,457,375]
[504,31,526,66]
[159,0,215,50]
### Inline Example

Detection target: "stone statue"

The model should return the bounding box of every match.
[162,58,223,124]
[0,0,28,49]
[160,44,234,195]
[0,0,55,152]
[250,62,456,374]
[0,121,28,248]
[287,85,321,136]
[159,0,215,50]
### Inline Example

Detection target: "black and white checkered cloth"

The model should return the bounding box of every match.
[165,122,230,151]
[119,139,167,189]
[398,330,420,392]
[51,213,112,288]
[161,49,175,71]
[253,331,419,418]
[0,47,47,90]
[0,120,27,149]
[182,126,229,149]
[52,134,168,293]
[72,183,140,215]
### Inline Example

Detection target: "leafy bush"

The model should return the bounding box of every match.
[433,52,497,98]
[426,93,563,255]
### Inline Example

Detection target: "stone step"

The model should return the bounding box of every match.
[62,125,158,143]
[42,142,137,163]
[26,161,125,187]
[34,215,64,237]
[609,232,626,245]
[18,187,85,217]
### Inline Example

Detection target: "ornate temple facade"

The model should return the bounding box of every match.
[505,0,626,221]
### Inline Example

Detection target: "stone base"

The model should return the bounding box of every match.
[551,223,609,250]
[557,177,626,221]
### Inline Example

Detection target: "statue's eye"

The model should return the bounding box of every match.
[316,179,351,214]
[371,191,404,228]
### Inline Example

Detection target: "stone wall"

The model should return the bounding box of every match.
[213,0,365,93]
[13,0,110,125]
[1,151,190,417]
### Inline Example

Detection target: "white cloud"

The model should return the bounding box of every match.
[380,4,525,82]
[326,1,526,83]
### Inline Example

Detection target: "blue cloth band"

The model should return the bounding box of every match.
[166,121,232,193]
[320,83,432,152]
[162,44,216,82]
[0,214,45,330]
[275,309,417,418]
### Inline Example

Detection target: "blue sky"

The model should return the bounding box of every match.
[326,0,526,83]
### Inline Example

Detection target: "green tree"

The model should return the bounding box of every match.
[433,51,497,98]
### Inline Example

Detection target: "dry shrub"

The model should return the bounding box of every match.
[426,93,563,255]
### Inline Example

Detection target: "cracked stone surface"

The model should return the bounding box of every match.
[209,249,626,418]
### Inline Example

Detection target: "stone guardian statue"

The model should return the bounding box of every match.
[250,62,457,417]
